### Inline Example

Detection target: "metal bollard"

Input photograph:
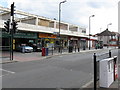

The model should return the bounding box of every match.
[93,53,97,90]
[109,50,111,58]
[52,46,53,55]
[78,48,80,52]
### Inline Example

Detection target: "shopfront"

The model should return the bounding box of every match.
[2,31,37,51]
[80,37,87,49]
[38,33,57,48]
[68,36,79,47]
[60,36,68,48]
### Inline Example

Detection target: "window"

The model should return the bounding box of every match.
[82,30,86,34]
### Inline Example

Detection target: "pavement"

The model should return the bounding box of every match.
[1,47,116,64]
[1,46,119,89]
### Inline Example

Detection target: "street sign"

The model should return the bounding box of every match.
[53,32,59,35]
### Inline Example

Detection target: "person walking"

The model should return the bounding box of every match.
[77,43,80,52]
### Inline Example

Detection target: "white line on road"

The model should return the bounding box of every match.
[0,68,15,74]
[0,74,9,77]
[0,68,15,77]
[82,79,93,88]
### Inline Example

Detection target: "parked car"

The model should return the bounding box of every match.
[16,46,33,53]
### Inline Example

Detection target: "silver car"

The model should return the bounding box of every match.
[20,46,33,53]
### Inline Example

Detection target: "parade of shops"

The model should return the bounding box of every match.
[2,30,96,51]
[0,6,98,51]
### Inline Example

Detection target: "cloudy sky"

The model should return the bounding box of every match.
[0,0,119,35]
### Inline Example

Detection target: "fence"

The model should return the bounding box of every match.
[93,50,111,90]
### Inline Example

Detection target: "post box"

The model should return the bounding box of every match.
[42,47,46,56]
[99,57,114,88]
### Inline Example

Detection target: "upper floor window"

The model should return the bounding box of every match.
[82,30,86,34]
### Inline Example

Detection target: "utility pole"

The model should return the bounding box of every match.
[58,0,66,53]
[89,15,95,50]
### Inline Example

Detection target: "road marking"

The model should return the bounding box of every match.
[0,68,15,78]
[0,68,15,74]
[0,68,15,77]
[0,74,9,77]
[82,79,93,88]
[0,75,4,77]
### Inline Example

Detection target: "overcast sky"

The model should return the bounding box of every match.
[0,0,119,35]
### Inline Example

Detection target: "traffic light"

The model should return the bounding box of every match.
[4,19,10,33]
[13,20,18,33]
[11,3,14,16]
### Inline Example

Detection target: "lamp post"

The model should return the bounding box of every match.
[106,23,112,48]
[100,28,102,33]
[58,0,66,53]
[107,23,112,29]
[89,15,95,50]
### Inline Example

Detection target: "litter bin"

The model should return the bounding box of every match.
[45,48,49,56]
[42,47,45,56]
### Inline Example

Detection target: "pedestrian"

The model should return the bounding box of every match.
[69,41,73,53]
[74,43,77,52]
[95,43,97,49]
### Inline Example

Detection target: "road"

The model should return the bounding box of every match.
[1,48,119,88]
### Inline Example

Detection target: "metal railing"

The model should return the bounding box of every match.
[41,46,81,56]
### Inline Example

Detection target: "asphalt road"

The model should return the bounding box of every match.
[1,48,119,88]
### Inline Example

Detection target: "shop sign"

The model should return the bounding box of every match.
[39,33,56,38]
[80,38,86,41]
[53,32,59,35]
[14,32,37,39]
[70,37,78,40]
[2,32,11,38]
[2,32,37,39]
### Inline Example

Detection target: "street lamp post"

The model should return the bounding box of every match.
[58,0,66,53]
[106,23,112,48]
[107,23,112,29]
[89,15,95,50]
[100,28,102,33]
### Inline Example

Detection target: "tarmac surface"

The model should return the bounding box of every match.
[1,47,119,89]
